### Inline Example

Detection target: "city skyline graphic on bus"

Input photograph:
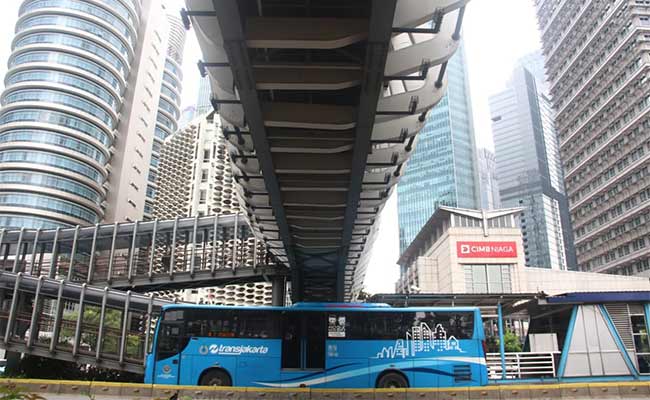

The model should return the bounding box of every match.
[375,323,463,359]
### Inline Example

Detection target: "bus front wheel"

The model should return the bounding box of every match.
[199,369,232,386]
[376,372,409,388]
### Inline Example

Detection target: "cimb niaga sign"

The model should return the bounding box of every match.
[456,241,517,258]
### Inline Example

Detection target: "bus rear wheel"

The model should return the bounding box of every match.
[377,372,408,388]
[199,369,232,386]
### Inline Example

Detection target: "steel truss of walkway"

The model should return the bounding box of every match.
[0,270,171,373]
[0,214,289,372]
[0,214,288,292]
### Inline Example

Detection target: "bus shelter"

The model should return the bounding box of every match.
[371,291,650,384]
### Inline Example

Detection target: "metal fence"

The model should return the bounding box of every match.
[487,352,558,379]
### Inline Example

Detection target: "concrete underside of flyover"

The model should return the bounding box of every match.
[188,0,468,301]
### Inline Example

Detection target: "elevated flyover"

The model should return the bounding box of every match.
[185,0,469,301]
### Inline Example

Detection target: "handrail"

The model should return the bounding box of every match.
[486,352,559,379]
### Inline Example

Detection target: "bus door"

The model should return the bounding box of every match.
[153,320,184,384]
[281,312,326,375]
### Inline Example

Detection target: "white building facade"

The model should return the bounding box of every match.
[397,206,650,295]
[153,114,273,305]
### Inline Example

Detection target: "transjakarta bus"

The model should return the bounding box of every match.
[144,303,487,388]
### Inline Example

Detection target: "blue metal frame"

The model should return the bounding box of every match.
[497,303,506,380]
[643,303,650,346]
[556,305,577,379]
[598,305,639,378]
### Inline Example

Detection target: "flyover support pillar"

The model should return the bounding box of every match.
[272,277,286,306]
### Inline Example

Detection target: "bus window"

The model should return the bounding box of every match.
[156,322,184,361]
[282,312,301,369]
[409,312,475,339]
[184,309,280,339]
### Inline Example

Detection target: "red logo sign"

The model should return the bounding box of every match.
[456,241,517,258]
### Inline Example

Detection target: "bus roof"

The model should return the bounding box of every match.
[161,303,481,313]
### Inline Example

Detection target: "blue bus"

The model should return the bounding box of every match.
[144,303,488,388]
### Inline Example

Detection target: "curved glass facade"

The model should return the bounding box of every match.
[21,0,136,45]
[146,11,185,218]
[0,0,137,228]
[15,33,128,76]
[0,170,101,203]
[18,14,132,56]
[4,89,115,126]
[0,130,107,164]
[10,51,123,92]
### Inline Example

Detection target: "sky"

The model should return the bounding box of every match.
[0,0,543,294]
[364,0,543,294]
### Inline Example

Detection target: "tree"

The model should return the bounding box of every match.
[59,306,143,358]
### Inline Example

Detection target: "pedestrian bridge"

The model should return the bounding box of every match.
[185,0,469,301]
[0,215,289,372]
[0,214,288,292]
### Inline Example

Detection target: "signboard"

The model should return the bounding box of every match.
[456,241,517,258]
[328,315,346,338]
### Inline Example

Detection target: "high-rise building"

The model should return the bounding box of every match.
[516,50,549,95]
[535,1,650,276]
[477,148,500,210]
[396,44,480,253]
[0,0,173,228]
[196,76,212,116]
[490,61,576,270]
[152,113,272,305]
[144,6,185,219]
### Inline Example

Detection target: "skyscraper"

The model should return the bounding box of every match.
[535,1,650,275]
[144,6,186,219]
[396,44,480,253]
[0,0,172,228]
[489,60,576,270]
[152,113,272,305]
[196,76,212,116]
[477,148,500,210]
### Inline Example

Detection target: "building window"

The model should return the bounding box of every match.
[630,308,650,373]
[199,189,207,204]
[203,149,210,162]
[464,264,512,294]
[201,169,208,182]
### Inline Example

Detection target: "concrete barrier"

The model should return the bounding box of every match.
[528,383,560,400]
[587,383,621,398]
[437,387,469,400]
[405,388,439,400]
[617,381,650,398]
[467,386,500,400]
[311,388,347,400]
[0,378,60,395]
[89,381,122,397]
[499,385,531,400]
[120,382,153,398]
[374,388,407,400]
[341,388,374,400]
[57,380,91,396]
[559,383,590,400]
[1,378,650,399]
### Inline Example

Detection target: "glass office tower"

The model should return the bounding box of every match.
[397,44,480,253]
[0,0,170,228]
